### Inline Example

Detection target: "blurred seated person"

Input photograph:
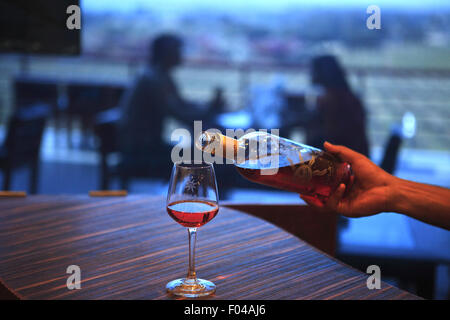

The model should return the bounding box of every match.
[118,34,225,172]
[306,55,369,157]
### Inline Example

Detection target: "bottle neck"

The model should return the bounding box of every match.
[196,132,241,163]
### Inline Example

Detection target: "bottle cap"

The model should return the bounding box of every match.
[196,131,239,162]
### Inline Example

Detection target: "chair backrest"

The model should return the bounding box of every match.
[94,107,122,155]
[67,84,125,116]
[4,105,49,167]
[14,78,59,111]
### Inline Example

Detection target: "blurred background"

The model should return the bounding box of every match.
[0,0,449,299]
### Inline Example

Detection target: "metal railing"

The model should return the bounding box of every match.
[1,54,449,149]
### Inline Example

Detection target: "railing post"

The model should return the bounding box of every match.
[239,63,250,109]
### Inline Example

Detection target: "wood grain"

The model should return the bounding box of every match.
[0,195,420,300]
[222,202,338,256]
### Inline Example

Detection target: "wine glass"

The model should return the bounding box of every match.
[166,161,219,298]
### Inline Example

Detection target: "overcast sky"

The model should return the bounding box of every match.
[82,0,450,13]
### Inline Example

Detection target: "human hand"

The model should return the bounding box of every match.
[300,142,395,217]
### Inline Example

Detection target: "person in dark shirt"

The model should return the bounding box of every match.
[307,55,369,157]
[118,34,224,172]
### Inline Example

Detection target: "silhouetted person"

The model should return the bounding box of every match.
[307,55,369,157]
[118,34,224,174]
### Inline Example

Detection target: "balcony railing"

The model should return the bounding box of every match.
[1,54,449,150]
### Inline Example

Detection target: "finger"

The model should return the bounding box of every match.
[299,194,324,209]
[343,174,355,197]
[326,183,346,211]
[323,141,363,163]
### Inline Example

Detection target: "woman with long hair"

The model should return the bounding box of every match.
[307,55,369,157]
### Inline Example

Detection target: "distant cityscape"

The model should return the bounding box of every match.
[82,8,450,68]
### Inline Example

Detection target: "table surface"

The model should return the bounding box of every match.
[0,195,420,300]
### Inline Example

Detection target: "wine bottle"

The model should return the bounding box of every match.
[196,131,353,203]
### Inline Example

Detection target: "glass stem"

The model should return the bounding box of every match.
[187,227,197,281]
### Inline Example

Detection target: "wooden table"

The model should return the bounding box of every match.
[0,195,419,300]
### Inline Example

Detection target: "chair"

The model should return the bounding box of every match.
[14,78,58,110]
[0,105,49,193]
[93,107,121,190]
[66,84,124,148]
[93,107,174,190]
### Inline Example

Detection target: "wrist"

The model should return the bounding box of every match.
[386,176,408,214]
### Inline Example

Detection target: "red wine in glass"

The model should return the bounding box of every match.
[167,200,219,228]
[165,162,219,298]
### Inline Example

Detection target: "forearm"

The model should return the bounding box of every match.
[389,177,450,230]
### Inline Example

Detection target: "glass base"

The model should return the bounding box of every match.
[166,278,216,298]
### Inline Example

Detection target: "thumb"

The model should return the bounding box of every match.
[323,141,363,163]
